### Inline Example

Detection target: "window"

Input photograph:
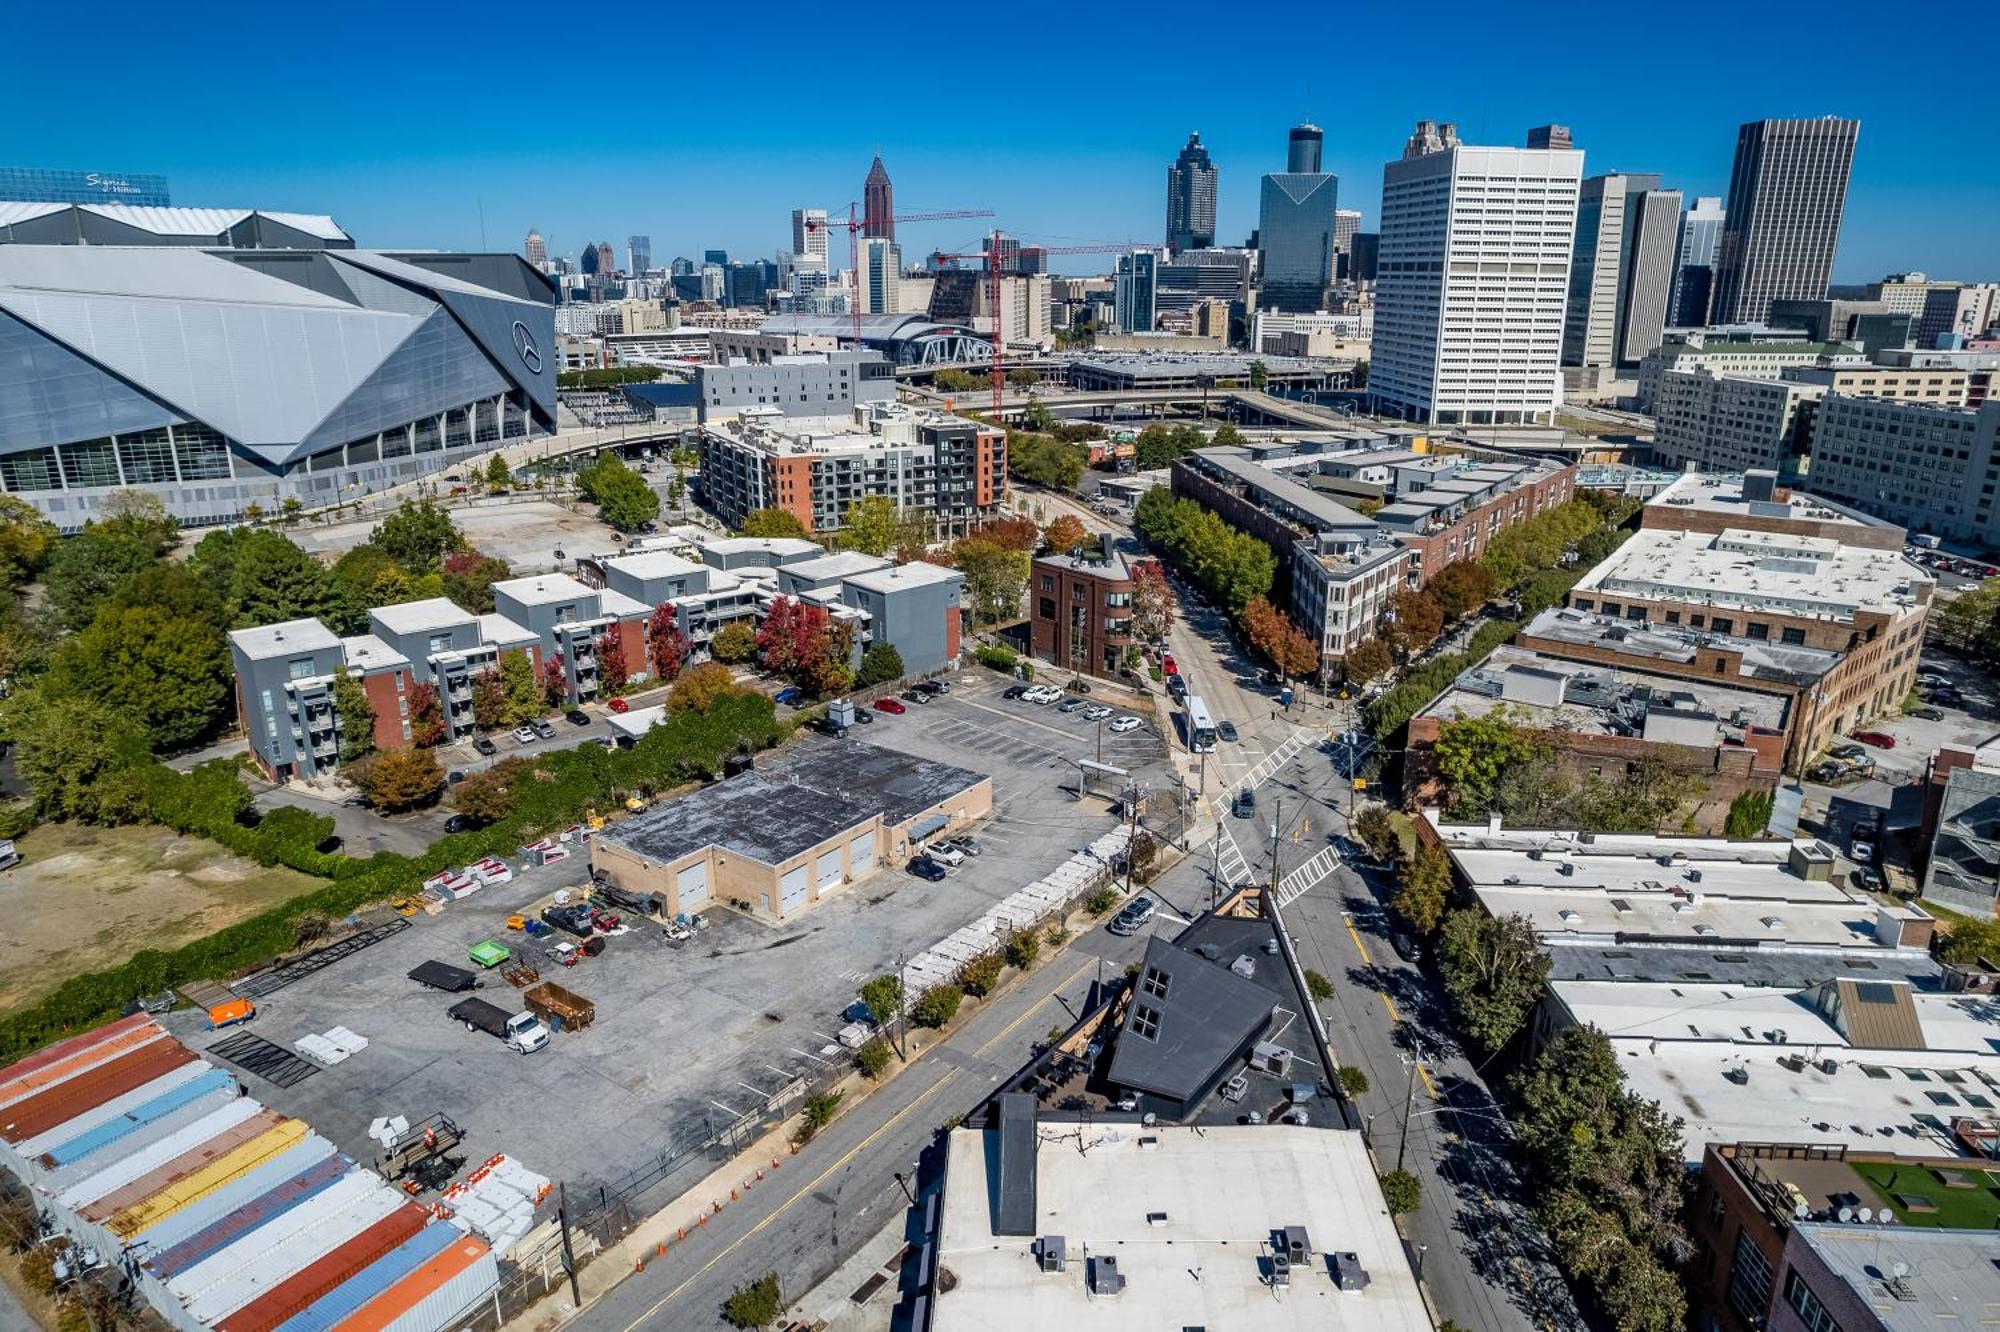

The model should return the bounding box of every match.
[1131,1003,1161,1041]
[1710,618,1734,635]
[1781,627,1806,645]
[1040,575,1055,592]
[1664,610,1680,625]
[1783,1270,1843,1332]
[1142,966,1170,999]
[1726,1232,1773,1325]
[286,657,316,681]
[1038,597,1056,620]
[428,632,453,654]
[1746,623,1769,641]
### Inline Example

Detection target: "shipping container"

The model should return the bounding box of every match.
[270,1223,460,1332]
[170,1171,385,1302]
[0,1018,168,1111]
[111,1119,311,1239]
[14,1060,213,1166]
[130,1136,337,1256]
[37,1068,238,1172]
[147,1151,352,1281]
[0,1014,155,1103]
[377,1244,498,1332]
[64,1101,267,1212]
[0,1040,198,1143]
[75,1106,278,1219]
[216,1204,430,1332]
[334,1235,493,1332]
[41,1086,241,1195]
[182,1184,407,1327]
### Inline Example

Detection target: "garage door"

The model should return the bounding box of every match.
[815,846,844,889]
[851,829,875,867]
[676,862,708,909]
[779,864,809,914]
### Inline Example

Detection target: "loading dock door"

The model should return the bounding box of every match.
[676,862,709,909]
[780,864,810,914]
[852,829,875,867]
[815,846,844,889]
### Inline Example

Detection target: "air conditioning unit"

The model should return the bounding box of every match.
[1037,1236,1067,1273]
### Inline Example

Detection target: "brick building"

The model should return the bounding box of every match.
[1031,535,1145,678]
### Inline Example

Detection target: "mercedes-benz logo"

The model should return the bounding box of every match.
[511,320,543,374]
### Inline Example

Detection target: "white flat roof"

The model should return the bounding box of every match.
[605,550,705,580]
[608,705,666,738]
[842,560,963,594]
[492,573,598,607]
[782,551,891,582]
[369,596,474,636]
[934,1123,1429,1332]
[229,618,339,659]
[699,537,823,559]
[338,634,408,673]
[1473,884,1887,948]
[1651,473,1893,531]
[1574,527,1928,621]
[477,612,536,647]
[1557,980,2000,1057]
[1441,844,1846,905]
[598,587,648,617]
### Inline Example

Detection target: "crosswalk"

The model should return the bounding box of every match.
[1272,845,1340,908]
[1214,824,1254,886]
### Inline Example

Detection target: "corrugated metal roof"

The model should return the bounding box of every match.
[1,1039,198,1143]
[110,1118,311,1238]
[182,1180,406,1326]
[130,1136,337,1254]
[76,1105,278,1218]
[81,204,252,235]
[28,1063,225,1167]
[215,1204,429,1332]
[0,1013,156,1104]
[0,201,67,226]
[270,1224,460,1332]
[1828,977,1927,1051]
[337,1233,492,1332]
[0,1017,168,1111]
[147,1151,352,1280]
[170,1171,384,1299]
[41,1074,238,1174]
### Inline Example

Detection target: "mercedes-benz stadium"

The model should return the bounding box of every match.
[0,243,555,529]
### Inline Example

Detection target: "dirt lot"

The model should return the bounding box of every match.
[0,824,326,1011]
[289,497,626,572]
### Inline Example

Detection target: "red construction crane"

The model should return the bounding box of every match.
[803,205,994,341]
[927,232,1141,418]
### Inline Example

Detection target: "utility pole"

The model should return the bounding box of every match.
[1266,797,1283,905]
[557,1182,581,1306]
[1396,1034,1421,1172]
[1124,783,1143,894]
[1209,830,1221,910]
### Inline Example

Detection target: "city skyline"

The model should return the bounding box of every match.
[4,2,1993,282]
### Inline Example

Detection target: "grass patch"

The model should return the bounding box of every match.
[1919,899,1979,927]
[1850,1161,2000,1230]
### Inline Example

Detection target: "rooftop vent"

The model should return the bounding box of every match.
[1036,1236,1067,1273]
[1281,1226,1312,1263]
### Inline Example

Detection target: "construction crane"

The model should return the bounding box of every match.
[926,232,1142,419]
[803,205,994,342]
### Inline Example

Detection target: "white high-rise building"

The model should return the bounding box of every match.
[859,237,901,314]
[1372,120,1584,426]
[791,208,828,262]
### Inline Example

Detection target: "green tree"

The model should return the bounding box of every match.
[440,550,512,614]
[1336,1063,1368,1094]
[331,668,377,762]
[496,649,544,725]
[911,984,962,1028]
[1352,804,1400,863]
[1248,360,1269,389]
[958,952,1004,997]
[721,1272,783,1330]
[669,661,749,713]
[370,500,464,573]
[1004,928,1040,970]
[739,508,810,540]
[1007,434,1089,490]
[1428,561,1496,620]
[1022,396,1054,432]
[1379,1169,1422,1215]
[356,746,444,811]
[1006,367,1038,387]
[1934,916,2000,966]
[223,530,346,628]
[934,368,979,393]
[580,454,660,531]
[1437,910,1550,1054]
[51,597,231,750]
[834,496,904,556]
[1211,424,1246,449]
[952,537,1030,624]
[1725,789,1774,839]
[856,1037,890,1077]
[860,973,905,1055]
[0,495,56,587]
[855,643,904,688]
[1433,711,1546,815]
[1392,844,1453,935]
[41,519,170,634]
[3,692,150,822]
[1042,513,1089,555]
[711,620,758,663]
[485,454,512,490]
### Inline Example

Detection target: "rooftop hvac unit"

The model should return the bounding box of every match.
[1252,1041,1295,1078]
[1086,1254,1125,1296]
[1281,1225,1312,1264]
[1269,1250,1292,1287]
[1230,954,1258,979]
[1197,943,1221,961]
[1556,861,1575,876]
[1330,1251,1371,1291]
[1036,1236,1067,1273]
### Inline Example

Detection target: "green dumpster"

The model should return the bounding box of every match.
[468,940,512,968]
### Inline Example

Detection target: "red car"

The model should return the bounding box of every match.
[1162,660,1178,676]
[608,697,630,713]
[1852,731,1896,749]
[873,697,907,715]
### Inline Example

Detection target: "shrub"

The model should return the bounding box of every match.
[722,1271,783,1329]
[958,952,1004,997]
[1338,1064,1371,1096]
[711,621,757,663]
[1379,1169,1422,1215]
[1045,924,1071,947]
[973,644,1019,674]
[1305,969,1336,1002]
[856,1038,889,1078]
[911,984,963,1028]
[19,1247,55,1295]
[1085,887,1121,916]
[1004,928,1040,971]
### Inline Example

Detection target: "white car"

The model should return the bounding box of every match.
[1108,715,1143,733]
[1083,705,1112,721]
[512,725,537,744]
[1851,839,1876,865]
[926,842,966,868]
[1024,685,1062,705]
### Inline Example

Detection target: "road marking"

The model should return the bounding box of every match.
[1339,912,1436,1099]
[951,696,1094,746]
[616,961,1094,1331]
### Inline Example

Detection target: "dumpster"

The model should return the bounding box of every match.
[521,982,594,1033]
[468,940,512,969]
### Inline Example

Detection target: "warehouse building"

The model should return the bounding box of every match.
[0,1015,498,1332]
[0,244,555,529]
[590,739,990,922]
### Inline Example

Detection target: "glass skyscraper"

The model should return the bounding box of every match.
[1165,133,1217,253]
[1711,117,1859,325]
[1258,164,1337,313]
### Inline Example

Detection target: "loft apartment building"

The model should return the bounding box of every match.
[1031,535,1148,678]
[696,401,1004,538]
[691,348,895,424]
[1565,470,1931,744]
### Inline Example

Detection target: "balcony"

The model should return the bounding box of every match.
[311,738,338,758]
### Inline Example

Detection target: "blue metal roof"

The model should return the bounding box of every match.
[38,1068,237,1168]
[274,1221,463,1332]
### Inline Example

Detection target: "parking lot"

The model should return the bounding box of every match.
[159,677,1148,1212]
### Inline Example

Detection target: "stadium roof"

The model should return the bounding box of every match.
[0,201,350,245]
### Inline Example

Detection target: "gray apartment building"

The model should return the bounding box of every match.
[230,619,380,782]
[1650,369,1825,474]
[837,562,965,676]
[368,598,536,742]
[1806,395,2000,545]
[490,574,651,704]
[693,349,895,424]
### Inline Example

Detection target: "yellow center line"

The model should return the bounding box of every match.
[616,961,1094,1331]
[1341,912,1437,1099]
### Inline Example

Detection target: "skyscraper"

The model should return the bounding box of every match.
[792,208,828,261]
[1333,209,1361,280]
[1258,124,1338,313]
[628,235,651,276]
[579,242,600,277]
[1562,174,1682,369]
[863,157,894,241]
[859,237,901,313]
[1114,251,1159,334]
[524,229,546,268]
[1373,120,1583,425]
[1165,132,1217,253]
[1710,117,1859,325]
[596,241,616,276]
[1669,196,1726,327]
[1526,125,1573,150]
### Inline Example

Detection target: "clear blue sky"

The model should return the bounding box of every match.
[8,0,1996,281]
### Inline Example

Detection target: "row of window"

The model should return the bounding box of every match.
[1570,598,1812,644]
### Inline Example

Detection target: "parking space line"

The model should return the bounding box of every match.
[952,696,1092,744]
[708,1099,744,1117]
[737,1081,768,1098]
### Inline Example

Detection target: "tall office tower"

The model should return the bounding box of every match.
[670,256,695,277]
[1114,251,1160,333]
[1373,120,1584,425]
[1350,232,1379,282]
[988,232,1021,276]
[1287,123,1323,174]
[524,229,547,268]
[1668,196,1726,326]
[863,156,894,240]
[1333,209,1361,280]
[1165,132,1218,253]
[704,249,728,267]
[1563,174,1683,369]
[627,235,651,276]
[1258,125,1338,313]
[859,237,901,313]
[1017,246,1049,275]
[792,208,828,261]
[596,241,616,276]
[1526,125,1573,150]
[579,243,601,276]
[1710,117,1859,324]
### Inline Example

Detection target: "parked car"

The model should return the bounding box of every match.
[1850,867,1882,891]
[873,697,907,715]
[444,814,479,835]
[1911,705,1945,721]
[1025,685,1062,704]
[1108,715,1142,733]
[949,837,981,857]
[565,709,590,726]
[1852,731,1896,749]
[1083,705,1112,721]
[1829,743,1866,762]
[916,679,949,695]
[533,719,556,739]
[926,842,966,868]
[1108,896,1157,936]
[447,770,466,785]
[908,856,948,882]
[609,697,630,713]
[899,689,929,705]
[1057,697,1089,714]
[853,706,874,724]
[512,725,537,744]
[1232,789,1256,819]
[1003,684,1029,700]
[1851,839,1877,864]
[473,736,498,756]
[1217,720,1239,742]
[774,686,803,707]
